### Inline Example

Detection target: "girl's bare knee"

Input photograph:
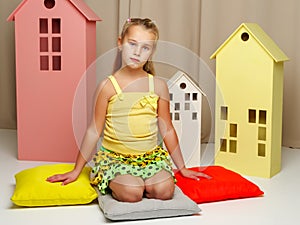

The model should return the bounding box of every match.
[109,175,145,202]
[112,186,144,202]
[145,180,175,200]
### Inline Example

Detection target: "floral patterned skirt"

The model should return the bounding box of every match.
[90,146,175,194]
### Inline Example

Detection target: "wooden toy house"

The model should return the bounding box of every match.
[210,23,289,178]
[7,0,101,162]
[167,71,205,167]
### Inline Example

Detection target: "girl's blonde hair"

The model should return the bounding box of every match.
[113,18,159,75]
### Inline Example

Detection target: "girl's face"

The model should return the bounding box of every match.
[118,25,156,70]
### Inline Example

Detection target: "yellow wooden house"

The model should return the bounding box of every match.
[210,23,289,178]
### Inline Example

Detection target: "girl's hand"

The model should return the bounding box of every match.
[179,167,211,181]
[46,170,80,186]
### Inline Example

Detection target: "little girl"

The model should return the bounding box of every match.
[47,18,209,202]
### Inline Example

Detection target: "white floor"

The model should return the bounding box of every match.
[1,128,300,225]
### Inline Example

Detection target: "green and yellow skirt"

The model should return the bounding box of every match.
[90,146,175,194]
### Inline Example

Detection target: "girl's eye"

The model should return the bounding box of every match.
[129,42,136,47]
[142,46,150,51]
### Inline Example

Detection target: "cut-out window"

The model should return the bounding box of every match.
[184,103,190,110]
[40,37,48,52]
[169,93,173,101]
[180,82,186,89]
[220,139,227,152]
[174,113,180,121]
[40,56,49,70]
[39,18,62,71]
[241,32,249,41]
[52,56,61,71]
[52,37,61,52]
[221,106,228,120]
[192,112,197,120]
[259,110,267,124]
[230,124,237,137]
[44,0,55,9]
[258,127,266,141]
[185,93,190,101]
[52,18,60,33]
[248,109,256,123]
[174,103,180,111]
[258,143,266,157]
[192,93,198,100]
[229,140,237,153]
[40,18,48,33]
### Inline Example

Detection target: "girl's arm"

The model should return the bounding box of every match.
[47,79,111,185]
[156,78,210,180]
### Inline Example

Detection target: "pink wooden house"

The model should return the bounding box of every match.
[7,0,101,162]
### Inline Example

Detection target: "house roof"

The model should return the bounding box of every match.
[7,0,101,21]
[167,71,206,96]
[210,23,289,63]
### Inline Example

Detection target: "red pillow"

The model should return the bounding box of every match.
[174,166,264,203]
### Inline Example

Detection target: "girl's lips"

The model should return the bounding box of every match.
[130,57,140,63]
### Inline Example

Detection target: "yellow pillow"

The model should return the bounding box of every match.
[11,164,98,207]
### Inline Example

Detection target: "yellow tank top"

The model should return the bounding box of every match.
[102,74,159,155]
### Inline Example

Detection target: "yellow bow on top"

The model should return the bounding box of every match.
[140,95,158,109]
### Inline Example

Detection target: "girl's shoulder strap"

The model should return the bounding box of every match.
[108,75,122,95]
[148,74,154,93]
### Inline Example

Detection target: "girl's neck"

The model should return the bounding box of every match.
[113,67,150,92]
[116,66,148,79]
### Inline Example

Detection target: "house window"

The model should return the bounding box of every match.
[259,110,267,124]
[53,56,61,70]
[40,37,48,52]
[192,112,197,120]
[39,18,48,33]
[52,18,60,33]
[52,37,61,52]
[184,103,190,110]
[40,56,49,70]
[258,127,266,141]
[221,106,228,120]
[39,18,62,71]
[248,109,256,123]
[169,93,173,101]
[174,113,180,121]
[230,123,237,137]
[220,139,227,152]
[229,140,237,153]
[258,143,266,157]
[185,93,190,101]
[192,93,198,101]
[174,103,180,111]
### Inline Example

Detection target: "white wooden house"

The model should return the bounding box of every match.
[167,71,205,167]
